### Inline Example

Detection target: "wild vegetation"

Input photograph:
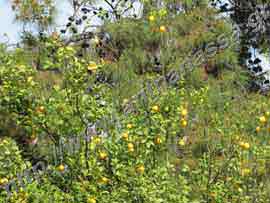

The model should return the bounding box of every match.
[1,0,270,202]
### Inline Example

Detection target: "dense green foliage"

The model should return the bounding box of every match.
[1,0,270,202]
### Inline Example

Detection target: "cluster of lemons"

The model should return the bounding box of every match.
[122,105,163,149]
[85,122,145,203]
[178,107,188,146]
[148,15,167,33]
[148,8,167,21]
[235,135,250,150]
[256,111,270,133]
[26,76,35,86]
[96,138,110,185]
[61,104,162,203]
[238,141,250,150]
[180,106,188,128]
[0,139,20,188]
[151,105,163,144]
[235,137,251,176]
[122,123,135,152]
[56,137,103,172]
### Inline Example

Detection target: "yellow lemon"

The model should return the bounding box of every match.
[93,137,101,144]
[100,177,109,184]
[17,64,26,69]
[259,116,267,124]
[127,124,133,129]
[181,119,187,128]
[57,164,65,172]
[226,176,232,181]
[39,106,45,112]
[123,98,129,104]
[178,139,185,146]
[0,178,8,185]
[256,126,260,133]
[19,187,24,193]
[243,142,250,150]
[239,142,250,150]
[155,137,162,144]
[53,85,60,91]
[239,141,245,147]
[159,25,166,32]
[27,76,33,83]
[36,106,45,114]
[87,197,97,203]
[241,168,251,176]
[148,15,155,22]
[136,165,145,174]
[99,151,107,160]
[128,148,134,152]
[238,187,243,193]
[87,62,98,73]
[128,143,134,152]
[122,132,129,141]
[151,105,159,112]
[181,108,188,117]
[266,111,270,117]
